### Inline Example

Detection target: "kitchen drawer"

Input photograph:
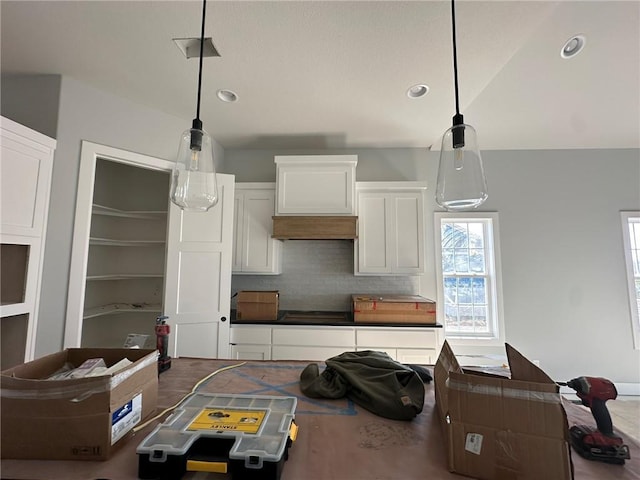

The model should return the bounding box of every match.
[230,326,272,345]
[356,328,437,349]
[271,345,349,361]
[272,327,355,347]
[396,348,436,365]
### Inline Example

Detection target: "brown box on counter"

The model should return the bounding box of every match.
[434,341,572,480]
[352,294,436,324]
[236,290,279,320]
[1,348,158,461]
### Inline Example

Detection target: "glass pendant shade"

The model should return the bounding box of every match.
[170,127,218,211]
[435,123,488,211]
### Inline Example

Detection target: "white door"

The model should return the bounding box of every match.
[164,174,235,359]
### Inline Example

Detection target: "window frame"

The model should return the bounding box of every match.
[434,212,505,346]
[621,211,640,350]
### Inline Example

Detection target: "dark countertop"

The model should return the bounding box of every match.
[231,310,443,328]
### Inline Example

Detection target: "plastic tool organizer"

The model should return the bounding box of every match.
[137,393,298,480]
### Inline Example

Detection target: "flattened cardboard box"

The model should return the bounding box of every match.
[352,294,436,324]
[434,341,573,480]
[1,348,158,461]
[237,290,279,321]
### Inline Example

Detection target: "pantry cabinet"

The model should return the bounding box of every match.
[233,183,282,274]
[355,182,426,275]
[66,150,170,349]
[65,142,234,359]
[0,117,56,368]
[230,324,440,363]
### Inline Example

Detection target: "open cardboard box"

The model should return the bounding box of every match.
[1,348,158,461]
[434,341,573,480]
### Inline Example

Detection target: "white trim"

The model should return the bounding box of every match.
[64,141,174,348]
[434,212,505,347]
[621,211,640,350]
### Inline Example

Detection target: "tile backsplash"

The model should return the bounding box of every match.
[231,240,419,311]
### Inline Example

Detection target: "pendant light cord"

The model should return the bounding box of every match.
[195,0,207,122]
[451,0,460,117]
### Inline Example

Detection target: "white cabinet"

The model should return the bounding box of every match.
[231,324,441,363]
[355,182,426,275]
[233,183,282,274]
[1,117,55,368]
[230,325,272,360]
[274,155,357,215]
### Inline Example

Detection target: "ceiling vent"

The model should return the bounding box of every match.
[173,37,220,59]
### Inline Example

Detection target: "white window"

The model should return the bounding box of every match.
[621,212,640,349]
[434,213,504,344]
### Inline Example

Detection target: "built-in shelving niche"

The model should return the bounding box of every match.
[80,158,170,348]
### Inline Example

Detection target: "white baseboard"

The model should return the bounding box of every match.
[560,383,640,397]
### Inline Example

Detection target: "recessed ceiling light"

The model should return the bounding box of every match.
[217,89,238,103]
[407,84,429,99]
[561,35,586,59]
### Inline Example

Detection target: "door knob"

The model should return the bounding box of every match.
[221,316,227,322]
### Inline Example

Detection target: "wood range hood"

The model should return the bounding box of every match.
[272,216,358,240]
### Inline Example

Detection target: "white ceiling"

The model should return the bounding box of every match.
[2,1,639,151]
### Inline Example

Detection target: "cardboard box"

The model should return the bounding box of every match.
[434,341,572,480]
[352,294,436,324]
[1,348,158,461]
[236,291,279,321]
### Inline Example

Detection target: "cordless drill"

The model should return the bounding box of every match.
[560,376,631,464]
[155,315,171,374]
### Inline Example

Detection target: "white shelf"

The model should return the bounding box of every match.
[83,302,162,319]
[92,204,166,220]
[89,237,165,247]
[86,274,164,281]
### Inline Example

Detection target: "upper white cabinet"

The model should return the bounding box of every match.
[233,183,282,274]
[274,155,357,215]
[1,116,56,368]
[355,182,426,275]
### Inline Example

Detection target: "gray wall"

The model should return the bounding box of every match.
[1,74,61,139]
[223,147,640,385]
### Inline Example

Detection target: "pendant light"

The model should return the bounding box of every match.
[435,0,488,211]
[170,0,218,212]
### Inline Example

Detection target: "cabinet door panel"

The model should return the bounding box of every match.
[232,194,244,271]
[358,194,389,272]
[244,192,276,272]
[393,195,424,273]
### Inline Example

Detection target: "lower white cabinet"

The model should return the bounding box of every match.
[230,324,440,363]
[230,344,271,361]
